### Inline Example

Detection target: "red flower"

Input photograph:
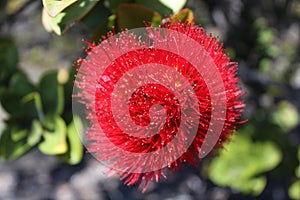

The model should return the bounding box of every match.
[74,22,245,192]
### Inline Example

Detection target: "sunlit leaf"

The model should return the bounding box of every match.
[43,0,99,35]
[296,147,300,178]
[42,8,54,32]
[117,4,162,30]
[159,0,186,14]
[38,115,68,155]
[289,180,300,200]
[27,120,43,146]
[11,128,27,142]
[57,116,83,165]
[42,0,77,17]
[208,134,282,195]
[271,101,299,132]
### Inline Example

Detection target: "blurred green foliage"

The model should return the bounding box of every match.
[209,132,282,195]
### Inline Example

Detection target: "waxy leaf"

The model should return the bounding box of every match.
[159,0,186,14]
[1,72,36,117]
[11,128,27,142]
[57,116,83,165]
[42,0,98,35]
[38,71,64,115]
[42,0,77,17]
[79,1,111,31]
[0,128,32,161]
[9,72,35,96]
[38,116,68,155]
[27,120,43,146]
[0,38,18,84]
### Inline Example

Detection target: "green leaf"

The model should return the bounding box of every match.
[296,165,300,179]
[0,86,4,100]
[38,115,68,155]
[27,120,43,146]
[38,71,64,115]
[258,28,276,46]
[271,101,299,132]
[42,8,54,32]
[11,128,27,142]
[208,134,282,195]
[42,0,99,35]
[296,147,300,178]
[0,127,32,161]
[117,4,162,30]
[92,15,116,42]
[9,72,35,96]
[107,0,133,13]
[135,0,172,16]
[79,0,111,32]
[289,180,300,200]
[1,72,36,118]
[159,0,186,14]
[1,92,37,119]
[42,0,77,17]
[57,116,83,165]
[0,38,18,84]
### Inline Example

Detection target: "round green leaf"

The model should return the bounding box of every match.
[271,101,299,132]
[289,180,300,200]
